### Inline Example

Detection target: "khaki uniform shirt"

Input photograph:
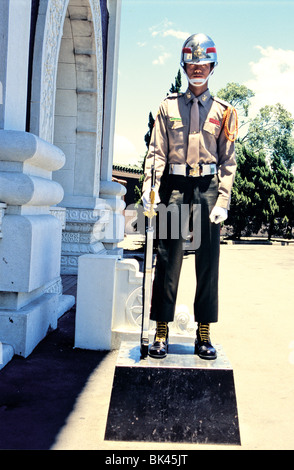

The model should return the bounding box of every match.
[143,88,237,209]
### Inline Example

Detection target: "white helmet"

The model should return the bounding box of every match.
[181,33,218,87]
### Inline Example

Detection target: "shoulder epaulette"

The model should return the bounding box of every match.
[213,96,231,108]
[164,92,184,100]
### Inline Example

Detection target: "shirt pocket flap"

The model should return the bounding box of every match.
[203,120,221,138]
[167,118,186,130]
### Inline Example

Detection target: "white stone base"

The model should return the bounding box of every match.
[74,253,196,352]
[0,343,14,371]
[57,293,75,319]
[75,253,119,351]
[0,293,75,358]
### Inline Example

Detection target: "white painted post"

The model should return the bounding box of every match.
[0,0,31,131]
[100,0,122,181]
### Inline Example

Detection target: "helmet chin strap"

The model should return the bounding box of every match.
[185,67,214,88]
[188,76,209,87]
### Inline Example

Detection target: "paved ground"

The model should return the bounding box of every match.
[0,241,294,451]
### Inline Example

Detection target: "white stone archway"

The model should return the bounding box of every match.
[30,0,103,147]
[30,0,125,274]
[53,2,103,202]
[52,0,109,273]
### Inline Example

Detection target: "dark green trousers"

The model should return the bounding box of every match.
[150,174,220,324]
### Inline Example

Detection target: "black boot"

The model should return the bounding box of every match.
[194,323,217,360]
[149,322,169,358]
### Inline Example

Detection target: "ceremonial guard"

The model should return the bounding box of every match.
[142,33,238,359]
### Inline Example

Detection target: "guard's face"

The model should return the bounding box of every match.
[185,63,212,81]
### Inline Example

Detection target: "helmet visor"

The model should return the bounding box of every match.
[182,46,217,65]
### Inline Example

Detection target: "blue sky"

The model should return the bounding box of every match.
[113,0,294,166]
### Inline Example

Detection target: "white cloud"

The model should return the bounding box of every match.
[149,19,188,66]
[152,51,172,66]
[161,28,190,40]
[149,18,189,41]
[245,46,294,118]
[149,18,173,37]
[152,28,189,40]
[113,135,141,166]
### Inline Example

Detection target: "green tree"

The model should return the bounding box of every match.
[218,83,294,240]
[217,82,254,137]
[169,69,182,94]
[227,143,294,240]
[270,152,294,239]
[227,144,270,239]
[246,103,294,168]
[144,112,155,150]
[273,132,294,171]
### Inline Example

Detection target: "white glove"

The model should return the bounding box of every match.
[209,206,228,224]
[142,188,160,213]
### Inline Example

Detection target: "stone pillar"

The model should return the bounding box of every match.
[0,0,31,131]
[100,0,122,182]
[0,130,74,357]
[100,180,126,253]
[0,0,74,364]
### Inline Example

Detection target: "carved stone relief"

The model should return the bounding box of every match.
[31,0,109,273]
[36,0,103,147]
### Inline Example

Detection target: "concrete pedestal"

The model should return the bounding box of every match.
[105,341,241,445]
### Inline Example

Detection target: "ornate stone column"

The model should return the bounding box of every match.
[0,130,74,357]
[61,204,110,274]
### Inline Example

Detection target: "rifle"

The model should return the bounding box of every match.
[140,164,156,358]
